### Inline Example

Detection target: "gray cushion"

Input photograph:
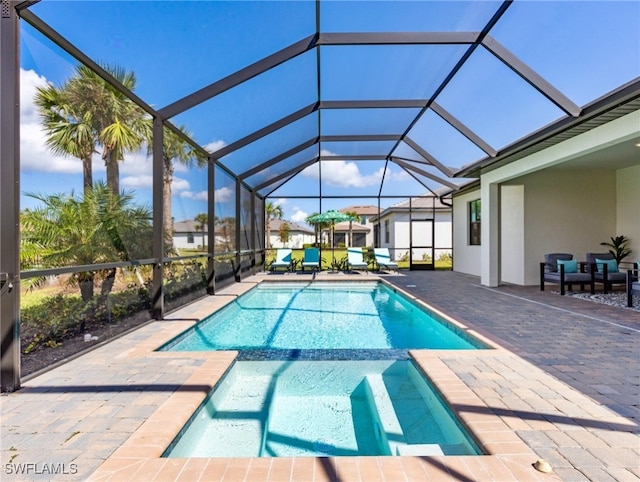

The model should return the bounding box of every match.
[594,271,626,282]
[586,252,614,264]
[632,281,640,294]
[544,253,573,273]
[544,272,592,283]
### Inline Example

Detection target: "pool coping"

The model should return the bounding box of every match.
[87,276,560,481]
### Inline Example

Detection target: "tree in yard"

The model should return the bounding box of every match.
[21,182,152,301]
[265,201,283,248]
[35,64,148,197]
[219,217,236,252]
[67,65,148,195]
[148,126,207,253]
[344,211,361,247]
[194,213,208,249]
[278,221,291,247]
[306,213,330,247]
[34,79,96,197]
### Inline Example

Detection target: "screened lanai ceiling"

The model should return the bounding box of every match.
[19,0,640,198]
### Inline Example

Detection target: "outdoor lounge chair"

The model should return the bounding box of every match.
[270,248,292,272]
[302,247,320,271]
[626,263,640,308]
[374,248,399,273]
[540,253,594,296]
[586,252,633,294]
[347,247,368,273]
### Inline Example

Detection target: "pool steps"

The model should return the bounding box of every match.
[166,361,479,457]
[363,374,444,456]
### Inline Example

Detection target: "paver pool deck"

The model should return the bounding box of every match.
[1,271,638,481]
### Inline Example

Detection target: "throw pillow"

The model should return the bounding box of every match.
[557,259,578,273]
[595,258,618,273]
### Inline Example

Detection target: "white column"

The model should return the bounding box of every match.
[481,181,500,287]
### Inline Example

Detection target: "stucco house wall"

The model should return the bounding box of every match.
[452,111,639,286]
[452,190,482,276]
[378,211,452,261]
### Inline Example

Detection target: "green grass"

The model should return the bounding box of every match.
[266,248,452,271]
[21,285,76,310]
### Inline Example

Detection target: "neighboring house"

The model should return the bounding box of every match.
[327,222,371,248]
[268,219,315,248]
[172,220,228,250]
[173,220,207,250]
[338,205,378,246]
[370,192,453,263]
[451,99,639,287]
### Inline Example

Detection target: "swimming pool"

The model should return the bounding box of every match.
[161,282,485,351]
[164,360,482,458]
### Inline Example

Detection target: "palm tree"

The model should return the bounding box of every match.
[65,65,148,195]
[344,211,361,247]
[219,217,236,252]
[146,125,207,252]
[35,76,96,196]
[36,64,148,197]
[21,182,152,301]
[265,201,283,248]
[306,213,331,247]
[194,213,208,249]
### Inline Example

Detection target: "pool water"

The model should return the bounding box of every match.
[165,360,482,458]
[162,282,482,351]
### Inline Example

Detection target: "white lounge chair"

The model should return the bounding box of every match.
[347,247,368,273]
[374,248,399,273]
[271,248,292,272]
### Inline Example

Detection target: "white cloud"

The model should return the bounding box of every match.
[274,198,287,206]
[179,190,207,201]
[302,160,384,188]
[171,177,191,192]
[121,175,152,189]
[20,68,85,174]
[390,169,411,181]
[290,208,308,224]
[215,186,233,202]
[204,139,226,154]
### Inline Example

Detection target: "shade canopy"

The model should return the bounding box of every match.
[18,0,640,200]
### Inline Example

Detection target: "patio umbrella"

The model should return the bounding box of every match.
[307,210,356,251]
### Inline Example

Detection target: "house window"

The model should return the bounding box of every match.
[360,215,367,223]
[469,200,481,245]
[384,220,390,244]
[187,232,194,244]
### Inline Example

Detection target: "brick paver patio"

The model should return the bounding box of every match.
[0,271,638,481]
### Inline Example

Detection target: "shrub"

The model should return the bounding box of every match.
[438,252,453,262]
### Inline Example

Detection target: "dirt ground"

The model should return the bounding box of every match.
[20,311,152,377]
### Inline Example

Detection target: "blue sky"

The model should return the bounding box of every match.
[18,0,640,224]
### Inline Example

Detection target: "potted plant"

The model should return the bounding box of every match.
[600,235,632,264]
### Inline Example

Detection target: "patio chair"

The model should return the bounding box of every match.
[270,248,292,272]
[302,247,320,272]
[539,253,594,296]
[586,252,634,294]
[626,263,640,308]
[374,248,399,273]
[347,247,368,273]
